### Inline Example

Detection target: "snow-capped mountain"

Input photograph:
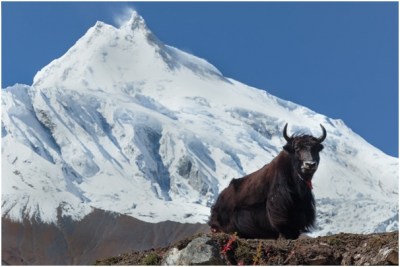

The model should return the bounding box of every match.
[2,11,398,236]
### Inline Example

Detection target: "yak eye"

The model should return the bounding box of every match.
[294,143,304,151]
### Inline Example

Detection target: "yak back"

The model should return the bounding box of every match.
[229,150,294,208]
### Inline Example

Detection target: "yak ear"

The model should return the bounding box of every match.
[283,143,294,153]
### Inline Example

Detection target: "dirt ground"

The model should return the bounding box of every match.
[95,231,398,265]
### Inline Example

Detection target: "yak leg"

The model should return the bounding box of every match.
[234,205,279,239]
[277,226,301,240]
[208,201,236,234]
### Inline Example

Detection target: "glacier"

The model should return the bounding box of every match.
[2,11,398,236]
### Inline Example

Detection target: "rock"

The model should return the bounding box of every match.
[377,248,398,265]
[386,249,399,265]
[308,255,328,265]
[162,248,180,265]
[162,235,224,265]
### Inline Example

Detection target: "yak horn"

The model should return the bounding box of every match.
[283,123,291,142]
[318,124,327,143]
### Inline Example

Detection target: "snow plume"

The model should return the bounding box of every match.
[113,6,137,28]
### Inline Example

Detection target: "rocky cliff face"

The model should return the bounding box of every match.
[1,209,208,265]
[95,231,399,265]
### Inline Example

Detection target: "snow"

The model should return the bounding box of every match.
[2,11,398,236]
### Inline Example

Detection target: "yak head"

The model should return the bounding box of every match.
[282,123,326,180]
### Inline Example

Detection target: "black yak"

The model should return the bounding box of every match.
[208,123,326,239]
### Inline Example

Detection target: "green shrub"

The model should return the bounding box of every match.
[140,252,161,265]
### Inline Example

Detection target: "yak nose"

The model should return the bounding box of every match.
[303,161,317,170]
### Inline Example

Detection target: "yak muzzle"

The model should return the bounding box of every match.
[301,161,318,172]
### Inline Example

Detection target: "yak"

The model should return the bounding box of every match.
[208,123,326,239]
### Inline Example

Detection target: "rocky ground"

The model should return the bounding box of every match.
[95,231,398,265]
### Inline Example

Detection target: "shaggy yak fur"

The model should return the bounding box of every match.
[208,123,327,239]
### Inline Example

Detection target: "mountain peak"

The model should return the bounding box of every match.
[32,9,225,91]
[120,10,147,31]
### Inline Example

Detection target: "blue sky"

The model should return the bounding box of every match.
[2,2,398,157]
